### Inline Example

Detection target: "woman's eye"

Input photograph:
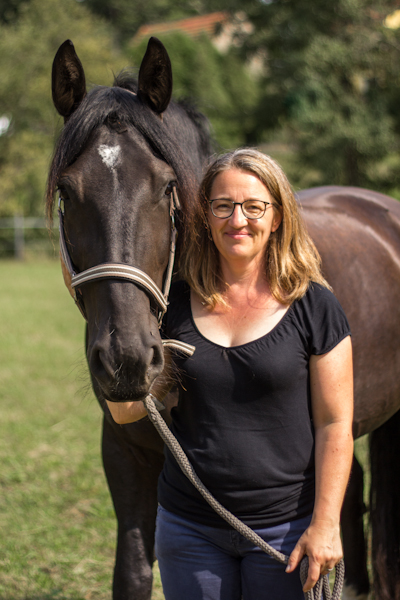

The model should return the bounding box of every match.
[214,200,230,209]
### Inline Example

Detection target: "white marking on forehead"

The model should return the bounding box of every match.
[98,144,121,169]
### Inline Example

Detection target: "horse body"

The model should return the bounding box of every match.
[300,186,400,600]
[50,40,400,600]
[300,186,400,437]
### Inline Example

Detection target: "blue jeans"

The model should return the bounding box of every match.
[155,505,312,600]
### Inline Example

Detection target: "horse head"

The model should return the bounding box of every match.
[48,39,210,403]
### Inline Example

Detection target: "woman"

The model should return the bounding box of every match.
[107,149,354,599]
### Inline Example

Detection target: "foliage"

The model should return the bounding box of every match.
[4,0,400,216]
[0,0,25,24]
[82,0,233,43]
[129,32,260,150]
[0,0,127,218]
[239,0,400,190]
[0,0,259,218]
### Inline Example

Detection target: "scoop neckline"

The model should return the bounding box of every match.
[188,295,294,351]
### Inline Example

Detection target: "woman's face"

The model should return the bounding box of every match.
[207,168,282,269]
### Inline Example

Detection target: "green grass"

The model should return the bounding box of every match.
[0,259,164,600]
[0,258,370,599]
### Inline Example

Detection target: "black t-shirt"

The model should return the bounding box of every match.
[158,281,350,528]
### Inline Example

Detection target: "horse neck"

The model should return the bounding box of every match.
[164,104,212,181]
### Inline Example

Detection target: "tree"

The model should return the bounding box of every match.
[238,0,400,191]
[0,0,127,217]
[82,0,234,43]
[0,0,260,217]
[129,31,261,150]
[0,0,26,24]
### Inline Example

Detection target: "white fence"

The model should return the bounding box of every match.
[0,216,58,259]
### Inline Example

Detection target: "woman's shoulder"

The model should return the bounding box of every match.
[301,282,340,307]
[293,282,351,355]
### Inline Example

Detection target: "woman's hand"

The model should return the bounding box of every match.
[285,519,343,591]
[106,398,148,424]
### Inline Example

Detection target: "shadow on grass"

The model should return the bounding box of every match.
[0,594,80,600]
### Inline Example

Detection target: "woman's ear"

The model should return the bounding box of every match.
[272,209,283,232]
[205,213,213,241]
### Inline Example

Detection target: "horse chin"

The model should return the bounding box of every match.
[105,395,147,404]
[98,380,151,404]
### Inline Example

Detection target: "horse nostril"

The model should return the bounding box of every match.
[89,333,164,399]
[99,350,116,378]
[90,345,115,381]
[149,343,164,376]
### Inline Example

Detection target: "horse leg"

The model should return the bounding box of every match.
[370,409,400,600]
[101,414,164,600]
[341,453,370,600]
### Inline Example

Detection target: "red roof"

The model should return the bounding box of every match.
[134,12,229,43]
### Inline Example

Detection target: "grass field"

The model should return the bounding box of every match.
[0,258,370,599]
[0,259,164,600]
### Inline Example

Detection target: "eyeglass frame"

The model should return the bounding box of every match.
[208,199,274,220]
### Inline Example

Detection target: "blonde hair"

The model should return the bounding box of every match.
[180,148,330,307]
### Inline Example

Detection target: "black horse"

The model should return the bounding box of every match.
[48,39,400,600]
[48,38,212,599]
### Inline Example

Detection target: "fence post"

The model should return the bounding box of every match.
[14,215,24,260]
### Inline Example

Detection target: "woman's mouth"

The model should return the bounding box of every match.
[225,231,251,239]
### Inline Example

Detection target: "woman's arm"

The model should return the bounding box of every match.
[106,348,175,425]
[286,335,354,592]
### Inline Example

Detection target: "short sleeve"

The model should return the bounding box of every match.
[299,284,351,356]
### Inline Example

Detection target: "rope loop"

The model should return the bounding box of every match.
[299,556,345,599]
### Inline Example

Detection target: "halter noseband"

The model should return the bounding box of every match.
[58,185,180,326]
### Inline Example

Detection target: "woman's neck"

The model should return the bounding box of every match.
[191,260,288,346]
[219,256,271,306]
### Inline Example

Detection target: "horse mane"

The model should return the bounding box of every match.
[46,72,213,236]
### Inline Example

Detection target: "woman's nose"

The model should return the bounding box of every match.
[229,204,247,226]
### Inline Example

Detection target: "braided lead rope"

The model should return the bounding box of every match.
[143,395,345,600]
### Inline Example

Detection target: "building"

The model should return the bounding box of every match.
[132,11,253,55]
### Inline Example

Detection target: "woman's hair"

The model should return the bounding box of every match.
[180,148,330,307]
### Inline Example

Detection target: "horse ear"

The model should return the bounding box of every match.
[138,37,172,115]
[52,40,86,120]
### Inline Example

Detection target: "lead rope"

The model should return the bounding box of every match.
[142,394,345,600]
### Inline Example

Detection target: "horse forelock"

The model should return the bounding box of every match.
[112,70,139,94]
[47,80,211,232]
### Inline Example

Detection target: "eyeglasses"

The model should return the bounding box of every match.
[208,199,273,220]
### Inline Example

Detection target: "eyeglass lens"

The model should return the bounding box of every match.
[210,199,269,219]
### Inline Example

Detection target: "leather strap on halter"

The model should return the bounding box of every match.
[71,264,168,314]
[58,186,180,325]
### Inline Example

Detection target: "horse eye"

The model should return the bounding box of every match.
[165,182,175,196]
[57,187,69,201]
[57,187,69,214]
